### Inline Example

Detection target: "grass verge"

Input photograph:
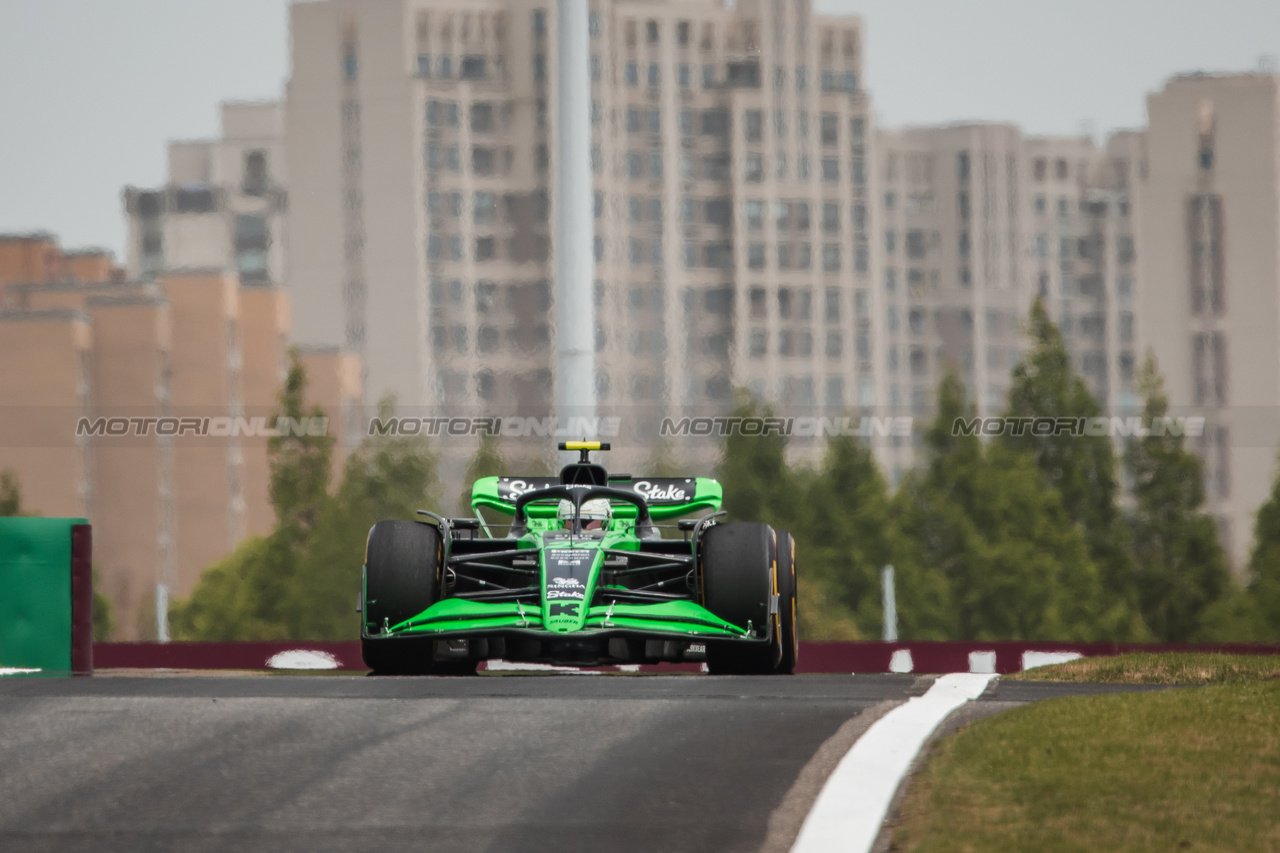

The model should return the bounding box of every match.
[891,667,1280,851]
[1006,651,1280,684]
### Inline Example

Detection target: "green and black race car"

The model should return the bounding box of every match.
[359,441,798,675]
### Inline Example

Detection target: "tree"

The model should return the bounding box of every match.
[715,391,801,529]
[894,373,1124,640]
[457,432,507,515]
[169,536,291,640]
[92,568,116,642]
[281,414,441,639]
[0,470,24,516]
[170,363,442,640]
[1002,298,1136,615]
[713,391,868,638]
[269,349,335,535]
[800,434,905,639]
[1215,452,1280,642]
[1123,353,1231,641]
[643,437,686,478]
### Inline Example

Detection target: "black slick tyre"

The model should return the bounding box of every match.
[701,522,779,675]
[361,520,449,675]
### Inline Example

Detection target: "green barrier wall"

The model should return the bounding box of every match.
[0,517,90,675]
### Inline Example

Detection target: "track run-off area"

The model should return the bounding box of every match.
[0,672,1167,853]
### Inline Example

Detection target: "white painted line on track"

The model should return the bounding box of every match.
[0,667,42,676]
[789,673,996,853]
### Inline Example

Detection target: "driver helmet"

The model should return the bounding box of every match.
[558,498,612,531]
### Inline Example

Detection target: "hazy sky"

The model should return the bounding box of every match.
[3,0,1279,256]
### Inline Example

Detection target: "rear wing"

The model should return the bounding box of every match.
[471,476,723,520]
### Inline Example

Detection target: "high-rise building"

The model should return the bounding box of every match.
[0,251,362,636]
[286,0,878,472]
[123,102,288,285]
[873,124,1031,479]
[1140,72,1280,568]
[0,232,123,286]
[1025,132,1145,415]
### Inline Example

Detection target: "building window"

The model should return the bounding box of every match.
[701,107,730,136]
[820,113,838,146]
[470,102,494,133]
[821,158,839,182]
[472,147,495,175]
[785,243,805,270]
[473,191,497,224]
[822,202,840,232]
[745,109,763,142]
[242,151,268,196]
[648,62,660,86]
[822,244,840,271]
[957,151,970,182]
[533,9,546,35]
[626,61,639,86]
[745,153,764,182]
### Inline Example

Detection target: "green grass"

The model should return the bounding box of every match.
[891,661,1280,852]
[1007,652,1280,684]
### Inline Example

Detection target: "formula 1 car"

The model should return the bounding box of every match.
[359,441,798,675]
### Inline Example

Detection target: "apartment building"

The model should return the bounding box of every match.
[123,102,288,285]
[1140,73,1280,568]
[286,0,878,473]
[0,232,122,286]
[1025,132,1145,415]
[871,124,1030,478]
[0,232,363,636]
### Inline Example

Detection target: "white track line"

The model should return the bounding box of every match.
[790,673,996,853]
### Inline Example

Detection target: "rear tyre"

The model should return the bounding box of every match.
[362,520,444,675]
[773,531,798,675]
[701,522,780,675]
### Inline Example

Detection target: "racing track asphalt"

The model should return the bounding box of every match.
[0,673,1168,853]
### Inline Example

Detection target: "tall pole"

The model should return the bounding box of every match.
[554,0,596,442]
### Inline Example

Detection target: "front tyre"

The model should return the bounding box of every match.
[701,522,782,675]
[361,520,455,675]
